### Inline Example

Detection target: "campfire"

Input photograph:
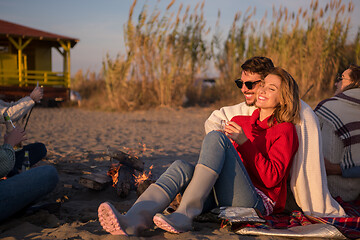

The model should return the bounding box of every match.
[107,160,181,211]
[79,146,182,212]
[106,146,155,198]
[134,165,153,185]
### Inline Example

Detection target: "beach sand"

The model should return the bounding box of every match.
[1,106,267,240]
[1,106,335,240]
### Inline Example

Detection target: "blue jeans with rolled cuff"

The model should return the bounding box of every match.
[0,165,58,222]
[155,131,265,215]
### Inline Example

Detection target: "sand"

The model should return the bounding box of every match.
[0,106,271,240]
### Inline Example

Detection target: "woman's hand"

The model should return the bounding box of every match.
[324,157,342,175]
[30,86,43,102]
[224,121,248,145]
[4,127,27,147]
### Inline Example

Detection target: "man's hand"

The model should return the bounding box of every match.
[224,121,248,145]
[4,127,27,147]
[30,86,43,102]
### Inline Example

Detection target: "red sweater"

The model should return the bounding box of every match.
[231,109,299,213]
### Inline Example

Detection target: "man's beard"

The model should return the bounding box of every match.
[243,90,257,107]
[245,100,256,107]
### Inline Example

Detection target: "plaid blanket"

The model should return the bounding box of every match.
[231,197,360,239]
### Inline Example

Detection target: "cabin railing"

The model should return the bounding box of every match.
[0,69,69,87]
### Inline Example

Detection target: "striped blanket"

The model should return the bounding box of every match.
[314,88,360,169]
[232,197,360,239]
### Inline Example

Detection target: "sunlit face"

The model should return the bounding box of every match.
[256,74,281,111]
[335,68,352,95]
[239,71,262,106]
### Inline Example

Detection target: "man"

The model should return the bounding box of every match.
[205,57,273,132]
[205,56,346,217]
[315,64,360,201]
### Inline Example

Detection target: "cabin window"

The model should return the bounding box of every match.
[0,45,9,53]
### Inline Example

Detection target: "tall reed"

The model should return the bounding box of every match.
[213,0,358,102]
[97,0,359,110]
[103,0,210,110]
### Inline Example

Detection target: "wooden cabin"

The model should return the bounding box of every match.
[0,19,79,102]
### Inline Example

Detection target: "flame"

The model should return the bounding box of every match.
[107,146,154,189]
[107,148,142,188]
[107,163,122,187]
[133,165,153,186]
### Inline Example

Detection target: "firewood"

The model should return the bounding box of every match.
[106,146,144,171]
[79,171,112,190]
[169,193,182,211]
[116,165,136,198]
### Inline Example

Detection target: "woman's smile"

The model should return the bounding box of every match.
[257,95,267,102]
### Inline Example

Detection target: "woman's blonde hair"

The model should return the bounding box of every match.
[267,67,301,126]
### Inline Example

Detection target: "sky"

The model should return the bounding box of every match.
[0,0,359,77]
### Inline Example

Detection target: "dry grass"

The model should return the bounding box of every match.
[72,0,360,111]
[213,0,360,102]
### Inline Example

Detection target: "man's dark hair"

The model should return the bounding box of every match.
[241,56,274,79]
[349,64,360,82]
[345,64,360,91]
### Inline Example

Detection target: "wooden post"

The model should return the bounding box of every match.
[67,41,71,88]
[18,46,22,85]
[23,55,28,85]
[58,40,71,88]
[55,46,65,85]
[8,36,32,86]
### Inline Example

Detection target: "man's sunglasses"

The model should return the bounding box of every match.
[234,79,262,90]
[336,73,351,82]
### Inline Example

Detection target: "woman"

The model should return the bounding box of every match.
[98,67,300,236]
[0,125,58,221]
[314,64,360,201]
[0,86,47,177]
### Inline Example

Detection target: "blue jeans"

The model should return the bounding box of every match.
[155,131,265,215]
[0,165,58,222]
[7,142,47,178]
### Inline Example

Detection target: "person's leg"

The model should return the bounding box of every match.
[7,142,47,177]
[154,164,218,233]
[154,131,265,233]
[0,165,58,222]
[154,159,195,199]
[98,159,195,236]
[19,142,47,166]
[200,131,265,212]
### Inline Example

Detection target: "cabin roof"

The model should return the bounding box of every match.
[0,19,78,47]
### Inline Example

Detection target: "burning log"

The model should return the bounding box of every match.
[134,165,155,197]
[106,146,144,172]
[106,147,159,199]
[80,147,147,196]
[107,146,146,198]
[116,165,136,198]
[108,163,135,198]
